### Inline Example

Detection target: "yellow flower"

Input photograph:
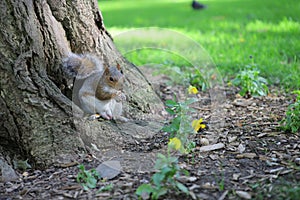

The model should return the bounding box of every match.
[168,137,182,150]
[192,118,206,132]
[188,85,198,94]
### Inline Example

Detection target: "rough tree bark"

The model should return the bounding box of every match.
[0,0,164,169]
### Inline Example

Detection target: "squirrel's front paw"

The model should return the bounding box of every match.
[99,108,113,120]
[88,114,101,121]
[115,91,126,102]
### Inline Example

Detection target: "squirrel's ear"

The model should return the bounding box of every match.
[116,63,121,70]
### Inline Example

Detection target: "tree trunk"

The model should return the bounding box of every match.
[0,0,164,168]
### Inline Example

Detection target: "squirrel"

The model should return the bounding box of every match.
[62,53,128,122]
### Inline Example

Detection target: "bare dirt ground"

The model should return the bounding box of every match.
[1,71,300,200]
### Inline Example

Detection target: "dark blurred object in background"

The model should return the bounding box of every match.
[192,0,206,10]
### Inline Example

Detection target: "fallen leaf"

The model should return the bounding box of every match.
[209,155,219,160]
[233,99,252,107]
[268,167,284,174]
[218,190,228,200]
[189,184,201,191]
[236,153,257,159]
[199,143,224,152]
[257,133,268,138]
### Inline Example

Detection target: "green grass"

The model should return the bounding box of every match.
[99,0,300,90]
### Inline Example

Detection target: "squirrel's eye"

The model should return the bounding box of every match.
[120,70,123,74]
[109,77,114,82]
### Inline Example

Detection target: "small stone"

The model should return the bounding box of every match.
[238,143,246,153]
[22,171,29,177]
[0,158,19,182]
[236,191,251,199]
[202,182,213,189]
[228,136,237,143]
[200,138,209,146]
[233,173,241,181]
[96,160,122,180]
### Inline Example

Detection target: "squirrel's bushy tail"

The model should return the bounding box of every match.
[62,53,103,79]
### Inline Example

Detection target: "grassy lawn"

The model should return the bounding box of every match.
[98,0,300,90]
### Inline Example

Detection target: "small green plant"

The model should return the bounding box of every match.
[162,96,198,151]
[163,91,206,152]
[232,65,269,97]
[77,164,101,190]
[218,175,225,191]
[269,180,300,200]
[163,86,207,154]
[136,86,205,199]
[280,185,300,200]
[136,138,189,199]
[281,90,300,133]
[13,159,32,171]
[97,183,114,193]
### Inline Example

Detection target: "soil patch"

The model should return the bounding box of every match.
[1,70,299,199]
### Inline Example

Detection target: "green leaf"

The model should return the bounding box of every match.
[183,98,198,106]
[168,156,178,164]
[182,169,190,176]
[171,116,181,128]
[155,153,168,169]
[152,187,168,199]
[175,181,189,194]
[152,173,165,187]
[165,99,178,107]
[97,183,114,193]
[165,107,175,115]
[82,184,89,191]
[160,166,174,177]
[156,153,167,160]
[136,184,154,196]
[162,125,173,133]
[78,164,85,171]
[162,121,180,134]
[239,88,247,96]
[86,177,97,189]
[76,174,83,183]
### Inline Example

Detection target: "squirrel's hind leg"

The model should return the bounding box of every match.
[79,94,113,120]
[112,101,128,122]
